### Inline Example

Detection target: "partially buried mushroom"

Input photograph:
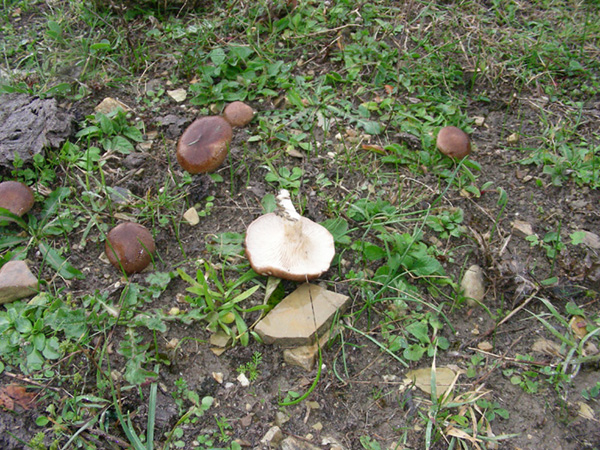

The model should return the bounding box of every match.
[105,222,156,274]
[177,116,233,174]
[436,126,471,159]
[245,190,335,281]
[0,181,35,217]
[223,101,255,128]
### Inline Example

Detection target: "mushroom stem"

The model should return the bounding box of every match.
[276,189,301,222]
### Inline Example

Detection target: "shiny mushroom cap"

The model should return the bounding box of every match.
[176,116,233,174]
[105,222,156,274]
[436,126,471,159]
[0,181,35,217]
[245,190,335,281]
[223,101,255,128]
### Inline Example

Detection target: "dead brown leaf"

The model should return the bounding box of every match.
[0,384,36,411]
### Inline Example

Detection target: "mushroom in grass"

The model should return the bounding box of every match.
[177,116,233,174]
[105,222,156,275]
[223,101,255,128]
[245,190,335,281]
[0,181,35,217]
[436,126,471,159]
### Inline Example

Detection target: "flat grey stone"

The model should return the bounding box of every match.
[255,283,349,346]
[0,260,39,304]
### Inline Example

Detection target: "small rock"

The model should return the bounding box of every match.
[506,133,519,144]
[512,220,534,237]
[281,436,320,450]
[210,330,232,348]
[0,260,39,304]
[321,436,347,450]
[183,207,200,226]
[461,265,485,307]
[212,372,223,384]
[254,283,349,346]
[312,422,323,431]
[275,411,289,427]
[108,186,132,205]
[283,331,330,371]
[123,152,147,169]
[237,373,250,387]
[260,426,283,447]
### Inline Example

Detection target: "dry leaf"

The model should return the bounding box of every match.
[0,384,36,411]
[577,401,595,420]
[404,367,457,397]
[570,316,589,339]
[531,338,563,357]
[445,425,481,444]
[286,147,305,158]
[477,341,493,352]
[167,88,187,103]
[95,97,131,114]
[361,144,385,154]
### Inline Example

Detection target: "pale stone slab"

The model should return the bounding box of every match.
[0,260,39,304]
[255,283,349,346]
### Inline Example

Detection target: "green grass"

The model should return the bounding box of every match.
[0,0,599,447]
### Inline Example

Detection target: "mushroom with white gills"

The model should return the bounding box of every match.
[245,190,335,281]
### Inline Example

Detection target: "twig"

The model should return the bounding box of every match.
[470,347,554,368]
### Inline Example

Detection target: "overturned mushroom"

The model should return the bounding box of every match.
[176,116,233,173]
[223,101,255,128]
[245,190,335,281]
[0,181,35,217]
[436,126,471,159]
[105,222,156,274]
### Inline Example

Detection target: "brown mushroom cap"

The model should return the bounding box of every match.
[245,190,335,281]
[223,101,255,128]
[105,222,156,275]
[176,116,233,173]
[436,126,471,159]
[0,181,35,217]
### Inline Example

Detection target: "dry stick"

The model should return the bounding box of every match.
[467,289,539,347]
[470,348,554,368]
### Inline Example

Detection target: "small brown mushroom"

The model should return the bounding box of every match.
[223,101,255,128]
[436,126,471,159]
[105,222,156,275]
[176,116,233,173]
[245,190,335,281]
[0,181,35,217]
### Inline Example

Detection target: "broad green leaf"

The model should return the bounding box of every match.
[406,320,429,344]
[38,242,84,280]
[0,207,28,229]
[40,187,71,221]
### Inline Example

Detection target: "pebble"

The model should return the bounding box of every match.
[461,265,485,307]
[0,260,39,304]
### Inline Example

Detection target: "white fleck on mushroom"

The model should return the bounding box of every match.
[244,190,335,281]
